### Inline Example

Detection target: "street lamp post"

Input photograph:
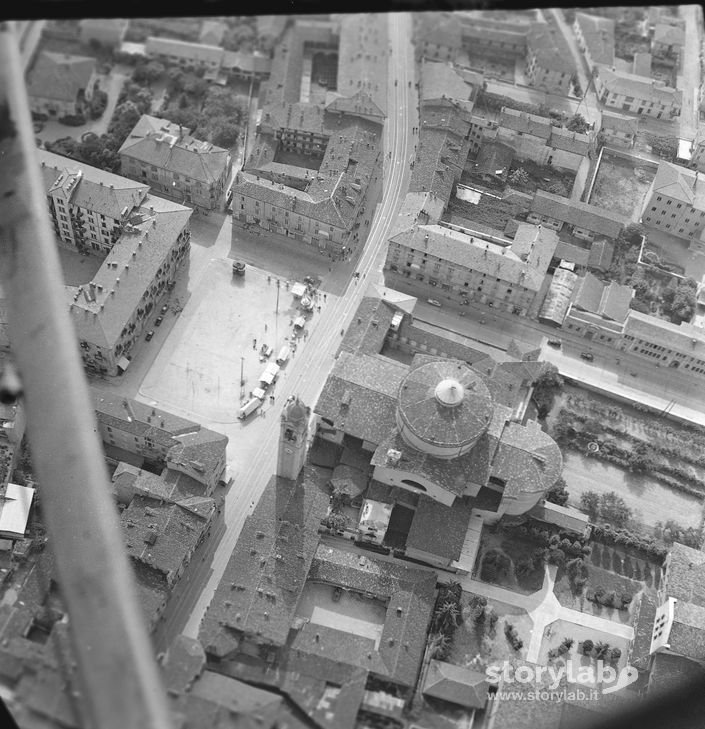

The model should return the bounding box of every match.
[240,356,244,387]
[276,278,280,315]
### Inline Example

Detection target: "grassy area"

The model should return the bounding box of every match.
[590,152,656,218]
[447,594,532,668]
[473,530,545,595]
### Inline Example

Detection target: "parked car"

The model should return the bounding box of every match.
[160,304,169,315]
[233,261,246,276]
[547,339,562,348]
[155,316,164,327]
[145,330,155,341]
[580,352,594,361]
[427,299,441,307]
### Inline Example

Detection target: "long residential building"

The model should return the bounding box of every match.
[385,222,558,317]
[594,66,682,119]
[119,115,232,211]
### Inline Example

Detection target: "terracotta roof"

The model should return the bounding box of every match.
[68,194,192,352]
[598,67,682,107]
[325,90,386,120]
[527,21,576,74]
[406,496,473,560]
[649,652,705,699]
[423,660,488,709]
[587,239,615,272]
[491,419,563,498]
[420,61,474,105]
[601,111,639,136]
[653,23,685,47]
[649,161,698,206]
[304,544,436,686]
[624,311,705,358]
[668,600,705,662]
[199,468,331,655]
[474,142,514,178]
[145,36,224,65]
[340,297,397,356]
[120,115,230,185]
[664,542,705,606]
[531,190,627,238]
[389,223,557,292]
[39,148,149,220]
[499,107,552,140]
[313,353,403,445]
[27,51,95,103]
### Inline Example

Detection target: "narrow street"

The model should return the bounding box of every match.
[548,7,601,128]
[678,4,702,142]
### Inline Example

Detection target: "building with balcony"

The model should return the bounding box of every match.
[119,115,232,211]
[39,149,150,255]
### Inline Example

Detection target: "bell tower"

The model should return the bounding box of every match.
[277,395,310,480]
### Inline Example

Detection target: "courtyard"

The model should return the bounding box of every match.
[295,581,387,648]
[589,151,657,219]
[57,245,104,286]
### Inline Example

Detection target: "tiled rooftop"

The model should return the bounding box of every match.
[27,51,95,103]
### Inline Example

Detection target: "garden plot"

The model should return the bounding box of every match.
[589,152,656,218]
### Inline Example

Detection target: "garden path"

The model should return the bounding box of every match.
[457,565,635,663]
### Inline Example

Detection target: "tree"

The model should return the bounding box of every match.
[582,639,594,656]
[629,299,650,314]
[645,134,678,160]
[580,491,600,521]
[546,477,569,506]
[435,600,460,633]
[670,283,696,324]
[627,442,656,475]
[166,68,186,94]
[508,167,530,187]
[609,647,622,664]
[212,121,241,148]
[144,61,165,84]
[548,181,567,196]
[566,113,590,134]
[599,492,632,528]
[429,632,451,660]
[324,512,347,532]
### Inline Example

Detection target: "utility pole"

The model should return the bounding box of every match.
[276,278,280,315]
[240,356,244,386]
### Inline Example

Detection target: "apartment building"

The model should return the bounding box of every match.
[538,264,579,326]
[573,12,615,70]
[599,111,639,148]
[119,115,232,210]
[563,273,633,340]
[594,67,682,119]
[527,189,628,242]
[39,149,150,255]
[385,222,558,317]
[526,22,576,96]
[231,18,384,253]
[641,161,705,248]
[497,108,592,172]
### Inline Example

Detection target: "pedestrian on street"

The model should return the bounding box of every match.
[324,294,327,301]
[317,305,321,312]
[253,338,257,349]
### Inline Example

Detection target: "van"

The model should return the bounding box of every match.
[238,397,261,420]
[276,346,290,365]
[259,362,280,387]
[294,316,306,329]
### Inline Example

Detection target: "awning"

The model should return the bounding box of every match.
[291,283,307,298]
[117,356,131,371]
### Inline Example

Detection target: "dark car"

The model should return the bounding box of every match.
[580,352,594,361]
[547,339,562,348]
[160,304,169,315]
[145,330,155,342]
[233,261,246,276]
[155,316,164,327]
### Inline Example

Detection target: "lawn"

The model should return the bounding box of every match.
[589,151,656,218]
[446,593,532,668]
[473,529,545,595]
[507,159,576,198]
[553,556,644,626]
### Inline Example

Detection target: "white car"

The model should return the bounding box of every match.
[427,299,441,307]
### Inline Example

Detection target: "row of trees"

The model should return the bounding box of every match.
[429,581,464,661]
[586,585,633,610]
[580,640,622,664]
[580,491,631,528]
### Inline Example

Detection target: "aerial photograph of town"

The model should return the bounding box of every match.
[2,5,705,728]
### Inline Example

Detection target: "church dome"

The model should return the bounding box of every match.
[396,360,493,458]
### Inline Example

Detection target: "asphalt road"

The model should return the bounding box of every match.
[172,13,417,642]
[678,4,702,142]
